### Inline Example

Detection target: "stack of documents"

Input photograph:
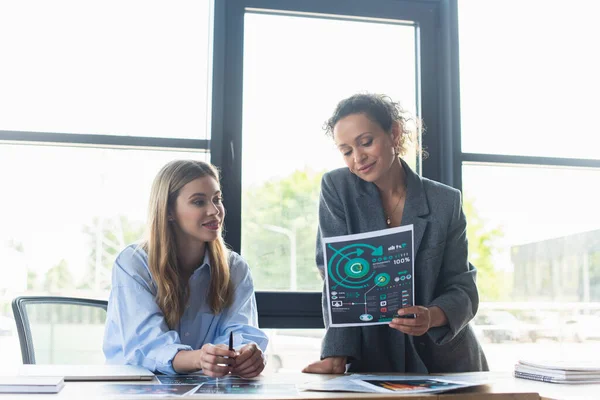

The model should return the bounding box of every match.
[514,359,600,384]
[0,376,65,393]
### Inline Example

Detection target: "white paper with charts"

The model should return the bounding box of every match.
[323,225,414,327]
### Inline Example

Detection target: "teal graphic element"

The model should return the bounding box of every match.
[344,258,370,279]
[374,273,391,287]
[327,243,382,289]
[371,246,383,256]
[380,294,387,300]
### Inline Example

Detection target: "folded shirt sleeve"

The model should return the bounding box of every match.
[211,254,269,352]
[103,248,192,375]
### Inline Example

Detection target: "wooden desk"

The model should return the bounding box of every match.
[0,371,598,399]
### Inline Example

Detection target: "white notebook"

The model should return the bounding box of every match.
[518,359,600,373]
[18,364,154,381]
[0,376,65,393]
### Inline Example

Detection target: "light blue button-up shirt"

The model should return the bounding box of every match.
[102,244,268,375]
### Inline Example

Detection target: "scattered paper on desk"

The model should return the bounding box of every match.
[195,382,297,395]
[155,374,250,386]
[356,378,472,393]
[101,384,198,396]
[302,374,484,394]
[156,374,211,385]
[298,378,369,392]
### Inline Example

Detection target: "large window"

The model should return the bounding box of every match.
[0,0,212,367]
[241,11,418,292]
[459,0,600,371]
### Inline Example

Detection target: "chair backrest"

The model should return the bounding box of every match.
[12,296,108,365]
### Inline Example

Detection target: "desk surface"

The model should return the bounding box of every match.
[0,371,597,399]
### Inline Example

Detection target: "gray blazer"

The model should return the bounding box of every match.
[317,160,488,373]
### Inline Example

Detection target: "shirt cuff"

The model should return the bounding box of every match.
[153,344,193,375]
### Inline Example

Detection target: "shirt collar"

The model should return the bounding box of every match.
[202,249,210,267]
[191,249,211,277]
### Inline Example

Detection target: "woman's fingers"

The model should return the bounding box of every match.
[199,343,236,377]
[389,306,431,336]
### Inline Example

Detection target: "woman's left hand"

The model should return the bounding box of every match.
[231,343,265,378]
[388,306,431,336]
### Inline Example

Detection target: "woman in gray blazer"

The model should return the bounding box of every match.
[303,93,488,374]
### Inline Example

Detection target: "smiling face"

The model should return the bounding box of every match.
[170,176,224,245]
[333,113,398,183]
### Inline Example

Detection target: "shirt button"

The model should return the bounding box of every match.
[184,332,190,337]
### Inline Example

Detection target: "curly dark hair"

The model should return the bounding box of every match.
[324,93,421,157]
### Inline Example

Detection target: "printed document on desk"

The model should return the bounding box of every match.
[323,225,414,327]
[101,384,198,396]
[195,381,297,395]
[156,374,212,385]
[156,375,298,396]
[302,374,484,395]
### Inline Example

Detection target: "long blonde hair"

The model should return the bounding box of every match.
[144,160,233,329]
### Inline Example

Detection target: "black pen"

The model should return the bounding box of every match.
[393,313,416,319]
[228,331,235,374]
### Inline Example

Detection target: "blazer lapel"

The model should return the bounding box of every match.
[354,160,430,255]
[355,175,388,232]
[400,159,429,254]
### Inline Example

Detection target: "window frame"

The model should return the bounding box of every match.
[214,0,460,328]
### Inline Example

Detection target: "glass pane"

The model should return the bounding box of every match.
[459,0,600,159]
[0,1,212,139]
[262,328,324,374]
[241,12,418,291]
[0,144,208,365]
[0,314,19,373]
[25,303,107,364]
[463,163,600,371]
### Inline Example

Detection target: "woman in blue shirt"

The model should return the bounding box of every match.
[103,160,268,377]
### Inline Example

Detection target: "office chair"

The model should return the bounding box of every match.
[11,296,108,364]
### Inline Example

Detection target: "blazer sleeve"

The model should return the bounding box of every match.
[317,173,362,361]
[427,190,479,344]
